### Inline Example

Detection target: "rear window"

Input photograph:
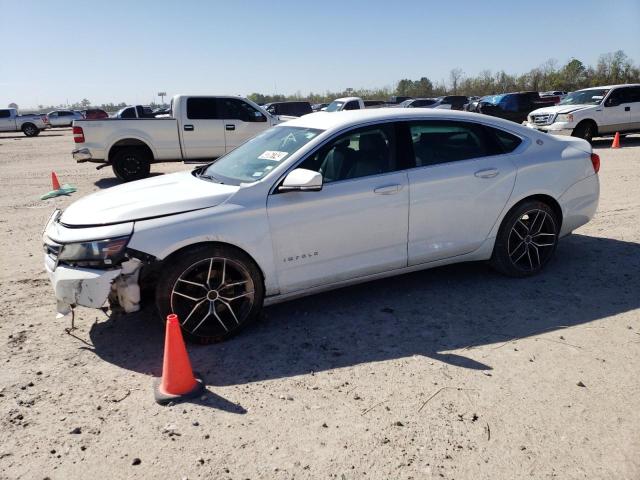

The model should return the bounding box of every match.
[487,126,522,153]
[187,97,221,119]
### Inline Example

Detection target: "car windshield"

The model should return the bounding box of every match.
[399,99,413,107]
[325,101,344,112]
[559,89,608,105]
[201,126,323,185]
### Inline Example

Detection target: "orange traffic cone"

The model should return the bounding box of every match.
[611,132,621,149]
[51,171,61,190]
[154,314,204,405]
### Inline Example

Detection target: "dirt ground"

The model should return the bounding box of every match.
[0,128,639,480]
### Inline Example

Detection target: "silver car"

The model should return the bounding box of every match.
[47,110,83,127]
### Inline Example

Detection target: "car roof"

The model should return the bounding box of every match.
[580,83,640,90]
[279,108,528,132]
[332,97,360,102]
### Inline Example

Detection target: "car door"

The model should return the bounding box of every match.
[601,87,632,134]
[48,112,60,127]
[179,97,226,160]
[220,98,268,152]
[58,111,72,126]
[267,123,409,294]
[406,120,518,265]
[0,110,13,132]
[627,86,640,130]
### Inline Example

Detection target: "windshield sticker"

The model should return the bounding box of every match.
[258,150,288,161]
[252,171,263,177]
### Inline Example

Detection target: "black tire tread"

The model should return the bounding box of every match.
[490,200,558,277]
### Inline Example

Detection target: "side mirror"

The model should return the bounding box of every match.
[278,168,323,192]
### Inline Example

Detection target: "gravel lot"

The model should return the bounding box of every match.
[0,128,639,480]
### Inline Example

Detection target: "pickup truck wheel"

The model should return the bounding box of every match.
[22,123,40,137]
[112,148,151,182]
[571,121,596,143]
[155,245,265,344]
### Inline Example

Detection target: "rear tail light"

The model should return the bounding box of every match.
[590,153,600,174]
[73,126,85,143]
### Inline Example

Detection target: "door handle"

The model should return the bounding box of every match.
[374,184,402,195]
[474,168,499,178]
[225,124,236,131]
[184,124,194,131]
[625,106,630,111]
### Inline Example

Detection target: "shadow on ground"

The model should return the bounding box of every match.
[88,234,639,394]
[593,134,640,149]
[0,134,65,139]
[94,172,165,189]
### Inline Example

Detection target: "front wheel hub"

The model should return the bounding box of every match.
[170,257,255,338]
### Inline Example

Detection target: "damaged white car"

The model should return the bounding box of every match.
[44,109,599,343]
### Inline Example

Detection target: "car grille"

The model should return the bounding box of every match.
[531,114,552,125]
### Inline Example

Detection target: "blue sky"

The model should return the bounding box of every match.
[2,0,639,108]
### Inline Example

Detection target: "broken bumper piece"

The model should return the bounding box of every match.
[45,256,122,316]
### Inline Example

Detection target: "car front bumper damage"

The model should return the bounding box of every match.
[44,253,142,317]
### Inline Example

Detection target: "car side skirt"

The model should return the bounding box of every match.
[263,236,496,306]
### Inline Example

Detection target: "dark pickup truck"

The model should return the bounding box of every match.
[475,92,558,123]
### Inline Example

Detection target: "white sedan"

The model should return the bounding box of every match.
[43,109,600,343]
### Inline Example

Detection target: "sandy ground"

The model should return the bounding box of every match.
[0,128,639,480]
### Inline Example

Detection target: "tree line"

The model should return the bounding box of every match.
[248,50,639,104]
[18,50,639,112]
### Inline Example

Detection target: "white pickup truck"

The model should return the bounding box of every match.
[325,97,366,111]
[0,108,48,137]
[72,95,292,181]
[526,83,640,142]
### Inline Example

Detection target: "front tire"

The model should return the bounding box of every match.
[571,121,596,144]
[22,123,40,137]
[111,148,151,182]
[155,245,264,344]
[490,200,559,277]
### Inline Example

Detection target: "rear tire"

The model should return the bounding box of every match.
[571,121,597,144]
[490,200,559,277]
[22,123,40,137]
[111,148,151,182]
[155,245,264,344]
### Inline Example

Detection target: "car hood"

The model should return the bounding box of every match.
[530,104,597,115]
[60,170,239,226]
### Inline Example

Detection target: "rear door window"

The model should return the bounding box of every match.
[221,98,266,122]
[624,87,640,103]
[408,120,501,167]
[0,110,10,118]
[186,97,221,119]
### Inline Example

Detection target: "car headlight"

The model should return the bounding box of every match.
[554,113,574,123]
[58,236,130,267]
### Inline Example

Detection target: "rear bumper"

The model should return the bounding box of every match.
[72,148,95,163]
[559,174,600,237]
